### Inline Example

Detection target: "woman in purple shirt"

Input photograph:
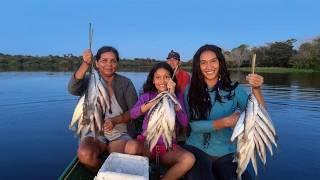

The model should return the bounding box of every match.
[125,62,195,180]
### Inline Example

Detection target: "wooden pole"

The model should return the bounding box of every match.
[89,23,93,51]
[251,53,256,74]
[172,65,179,79]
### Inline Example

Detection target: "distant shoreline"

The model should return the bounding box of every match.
[229,67,320,73]
[1,66,319,73]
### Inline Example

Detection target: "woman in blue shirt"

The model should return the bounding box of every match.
[183,44,266,180]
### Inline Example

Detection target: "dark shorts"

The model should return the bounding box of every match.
[183,144,252,180]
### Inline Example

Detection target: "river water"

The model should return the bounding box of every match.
[0,71,319,179]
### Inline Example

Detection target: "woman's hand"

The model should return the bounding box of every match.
[212,111,240,130]
[104,118,114,132]
[82,49,93,66]
[225,111,241,128]
[140,100,157,113]
[75,49,93,79]
[167,79,176,94]
[246,73,266,107]
[246,74,264,89]
[174,104,181,112]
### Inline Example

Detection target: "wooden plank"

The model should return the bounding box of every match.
[59,156,95,180]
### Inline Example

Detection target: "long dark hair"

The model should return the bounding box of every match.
[143,62,176,93]
[188,44,236,120]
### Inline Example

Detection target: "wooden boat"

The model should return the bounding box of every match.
[59,120,186,180]
[59,120,144,180]
[59,156,95,180]
[59,154,169,180]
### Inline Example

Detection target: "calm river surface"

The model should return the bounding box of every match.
[0,71,319,180]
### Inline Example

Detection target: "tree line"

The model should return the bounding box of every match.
[223,37,320,70]
[0,54,166,72]
[0,36,319,71]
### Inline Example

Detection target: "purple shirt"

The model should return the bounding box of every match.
[130,91,188,145]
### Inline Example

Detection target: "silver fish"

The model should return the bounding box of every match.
[70,95,85,130]
[230,112,245,142]
[145,91,180,151]
[253,129,267,165]
[231,94,278,179]
[69,68,108,138]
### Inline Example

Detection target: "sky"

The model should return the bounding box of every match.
[0,0,319,61]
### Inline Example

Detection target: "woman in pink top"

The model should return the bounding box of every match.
[125,62,195,180]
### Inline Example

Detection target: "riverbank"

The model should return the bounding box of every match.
[0,65,319,73]
[181,66,320,73]
[228,67,320,73]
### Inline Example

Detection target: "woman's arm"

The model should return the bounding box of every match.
[68,50,92,96]
[130,93,151,119]
[188,111,240,132]
[104,111,131,132]
[124,80,138,110]
[175,104,189,127]
[75,49,92,80]
[212,111,240,130]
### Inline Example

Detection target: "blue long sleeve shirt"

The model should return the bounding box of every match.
[184,85,248,157]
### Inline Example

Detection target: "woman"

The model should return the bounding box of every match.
[125,62,195,180]
[68,46,138,172]
[184,44,265,180]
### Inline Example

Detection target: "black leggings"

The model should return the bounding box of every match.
[183,145,252,180]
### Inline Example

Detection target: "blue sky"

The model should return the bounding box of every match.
[0,0,319,60]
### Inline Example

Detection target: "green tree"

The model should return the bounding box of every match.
[291,37,320,69]
[265,39,296,67]
[252,46,268,66]
[230,44,251,67]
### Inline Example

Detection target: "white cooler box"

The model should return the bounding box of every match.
[94,152,149,180]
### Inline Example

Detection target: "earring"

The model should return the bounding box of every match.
[217,75,222,91]
[215,75,223,100]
